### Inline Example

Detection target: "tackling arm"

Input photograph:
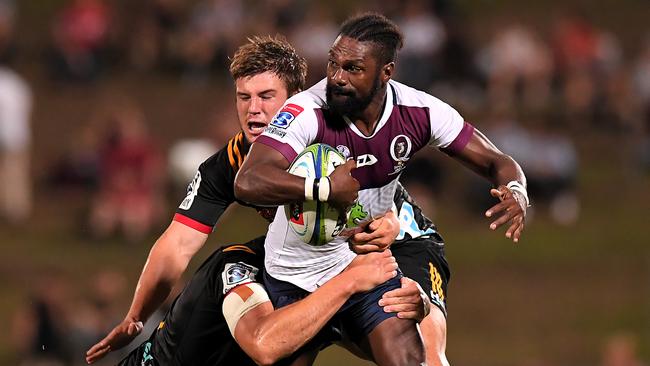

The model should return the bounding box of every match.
[229,251,398,366]
[85,221,208,364]
[125,221,209,322]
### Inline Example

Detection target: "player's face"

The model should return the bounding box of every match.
[236,71,289,143]
[326,36,386,116]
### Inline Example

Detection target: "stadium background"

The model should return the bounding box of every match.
[1,0,649,365]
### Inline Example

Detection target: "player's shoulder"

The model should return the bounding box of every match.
[390,79,453,111]
[285,78,328,111]
[199,132,247,174]
[219,239,265,294]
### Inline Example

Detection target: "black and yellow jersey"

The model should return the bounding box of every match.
[174,132,276,234]
[143,237,266,366]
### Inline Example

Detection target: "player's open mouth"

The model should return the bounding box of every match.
[247,121,267,136]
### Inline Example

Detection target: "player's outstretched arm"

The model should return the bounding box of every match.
[85,221,208,364]
[448,128,528,242]
[235,143,359,211]
[228,251,398,366]
[350,210,400,253]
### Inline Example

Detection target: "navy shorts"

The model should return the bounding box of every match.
[264,270,402,341]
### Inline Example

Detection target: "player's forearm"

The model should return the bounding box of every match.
[251,274,357,362]
[489,154,527,188]
[235,153,305,205]
[126,229,193,322]
[454,129,527,187]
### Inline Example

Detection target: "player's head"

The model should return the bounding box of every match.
[230,35,308,142]
[326,13,404,116]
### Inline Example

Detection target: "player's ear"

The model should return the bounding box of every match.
[381,62,394,82]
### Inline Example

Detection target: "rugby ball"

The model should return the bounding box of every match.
[285,144,348,246]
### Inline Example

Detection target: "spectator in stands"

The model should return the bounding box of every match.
[49,0,112,82]
[89,99,163,242]
[395,0,447,90]
[0,3,32,225]
[478,21,553,111]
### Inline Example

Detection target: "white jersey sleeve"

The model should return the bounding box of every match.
[425,93,466,149]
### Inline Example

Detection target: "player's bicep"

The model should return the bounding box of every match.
[241,142,291,172]
[232,301,274,346]
[222,282,271,338]
[448,128,505,177]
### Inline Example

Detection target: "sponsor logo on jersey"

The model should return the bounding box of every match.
[270,103,304,129]
[356,154,377,168]
[347,201,369,227]
[222,262,259,294]
[141,341,154,365]
[288,202,304,225]
[266,126,287,138]
[179,171,201,210]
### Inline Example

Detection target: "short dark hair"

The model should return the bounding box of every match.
[338,12,404,65]
[229,35,308,95]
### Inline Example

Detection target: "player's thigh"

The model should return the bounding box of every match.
[366,317,425,366]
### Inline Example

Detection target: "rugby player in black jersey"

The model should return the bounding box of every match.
[86,35,448,365]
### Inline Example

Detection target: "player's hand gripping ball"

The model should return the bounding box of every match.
[285,144,349,246]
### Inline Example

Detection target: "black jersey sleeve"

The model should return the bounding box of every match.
[174,133,247,234]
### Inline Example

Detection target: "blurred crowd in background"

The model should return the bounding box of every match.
[1,0,649,365]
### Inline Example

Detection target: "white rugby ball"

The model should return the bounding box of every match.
[285,144,348,246]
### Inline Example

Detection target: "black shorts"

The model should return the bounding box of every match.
[391,236,450,317]
[118,340,158,366]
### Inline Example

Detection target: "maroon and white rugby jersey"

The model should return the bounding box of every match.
[256,78,473,291]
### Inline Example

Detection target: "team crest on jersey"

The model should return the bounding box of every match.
[390,135,412,162]
[388,135,412,176]
[222,262,259,294]
[179,171,201,210]
[271,103,304,129]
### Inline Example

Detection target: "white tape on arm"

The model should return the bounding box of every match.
[304,177,315,201]
[222,282,271,337]
[506,181,530,207]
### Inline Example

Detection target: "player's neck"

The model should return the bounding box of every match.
[350,88,387,136]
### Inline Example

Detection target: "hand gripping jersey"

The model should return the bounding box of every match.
[256,78,474,291]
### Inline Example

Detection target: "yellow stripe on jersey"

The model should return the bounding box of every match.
[233,132,243,169]
[223,245,256,255]
[158,321,165,330]
[227,137,237,169]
